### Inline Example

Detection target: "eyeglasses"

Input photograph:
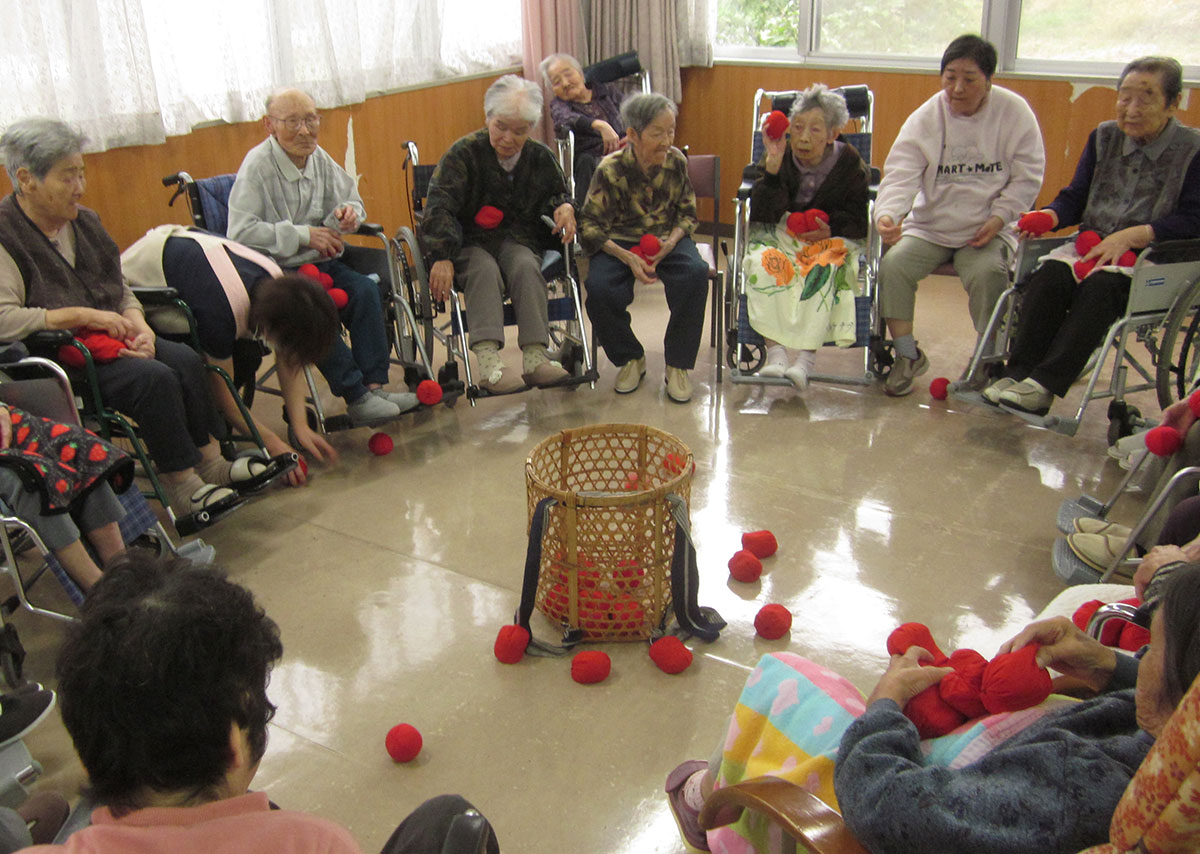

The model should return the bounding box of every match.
[270,114,321,132]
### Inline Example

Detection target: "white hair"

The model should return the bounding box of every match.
[484,75,543,124]
[538,53,583,88]
[789,84,849,131]
[0,118,87,188]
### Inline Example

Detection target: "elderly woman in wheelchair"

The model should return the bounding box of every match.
[983,56,1200,417]
[0,400,130,592]
[541,52,627,204]
[0,118,265,520]
[667,563,1200,854]
[742,83,870,390]
[423,75,576,395]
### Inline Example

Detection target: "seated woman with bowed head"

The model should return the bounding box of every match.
[0,118,260,519]
[579,93,709,404]
[743,83,870,389]
[541,53,627,204]
[422,75,577,394]
[984,56,1200,417]
[874,34,1044,397]
[666,562,1200,854]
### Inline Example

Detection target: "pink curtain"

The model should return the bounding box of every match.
[521,0,586,142]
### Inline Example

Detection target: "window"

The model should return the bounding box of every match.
[715,0,1200,75]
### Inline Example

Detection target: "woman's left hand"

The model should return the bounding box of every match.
[1082,225,1153,268]
[552,203,576,245]
[120,330,156,359]
[798,219,832,243]
[594,120,622,154]
[865,646,952,709]
[968,216,1006,248]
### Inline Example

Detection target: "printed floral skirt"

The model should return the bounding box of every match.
[743,219,863,351]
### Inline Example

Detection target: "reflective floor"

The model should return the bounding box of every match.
[15,275,1153,852]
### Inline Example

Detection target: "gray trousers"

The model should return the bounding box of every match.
[878,234,1010,335]
[0,468,125,552]
[455,240,548,349]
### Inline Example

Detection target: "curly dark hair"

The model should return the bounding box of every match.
[56,552,283,813]
[249,274,339,368]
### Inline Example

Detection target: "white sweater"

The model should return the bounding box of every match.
[874,86,1045,250]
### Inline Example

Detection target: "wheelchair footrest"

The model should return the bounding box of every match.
[231,453,298,496]
[173,493,253,537]
[1052,536,1105,586]
[1057,497,1106,535]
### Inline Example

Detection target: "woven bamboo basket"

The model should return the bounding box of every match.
[525,423,693,642]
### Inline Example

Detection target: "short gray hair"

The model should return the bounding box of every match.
[789,84,849,133]
[0,118,88,188]
[621,93,677,135]
[1120,56,1184,106]
[484,75,543,124]
[538,53,582,88]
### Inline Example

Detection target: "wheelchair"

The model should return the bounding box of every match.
[553,50,651,203]
[162,171,455,435]
[950,236,1200,441]
[721,85,882,388]
[0,350,211,681]
[394,142,597,406]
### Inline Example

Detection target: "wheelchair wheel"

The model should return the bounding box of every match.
[726,340,765,374]
[869,336,895,379]
[1107,400,1143,447]
[1154,275,1200,408]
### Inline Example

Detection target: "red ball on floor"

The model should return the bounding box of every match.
[728,550,763,583]
[327,288,349,309]
[754,604,792,639]
[385,723,422,762]
[763,110,789,140]
[416,379,443,406]
[1145,425,1184,457]
[649,636,693,674]
[493,624,531,664]
[929,377,950,400]
[571,650,611,684]
[368,432,393,455]
[741,530,778,559]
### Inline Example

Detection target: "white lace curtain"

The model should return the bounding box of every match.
[0,0,522,152]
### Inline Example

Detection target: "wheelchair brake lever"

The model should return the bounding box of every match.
[166,184,185,208]
[541,215,558,231]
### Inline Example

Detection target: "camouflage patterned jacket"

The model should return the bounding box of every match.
[578,146,698,257]
[422,129,572,263]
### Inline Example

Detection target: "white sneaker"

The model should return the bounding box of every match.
[665,367,693,403]
[783,362,809,390]
[615,357,646,394]
[982,377,1017,405]
[373,389,419,413]
[760,345,787,378]
[347,392,401,424]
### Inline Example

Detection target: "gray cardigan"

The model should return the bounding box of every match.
[834,653,1150,853]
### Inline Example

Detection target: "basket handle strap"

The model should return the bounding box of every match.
[514,497,579,656]
[666,494,726,642]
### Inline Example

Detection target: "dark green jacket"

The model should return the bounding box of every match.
[422,129,572,263]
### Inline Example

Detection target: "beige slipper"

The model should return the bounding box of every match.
[1072,518,1134,539]
[1067,532,1131,572]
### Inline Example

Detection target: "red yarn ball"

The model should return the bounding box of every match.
[1074,258,1097,281]
[649,636,693,674]
[318,272,334,289]
[906,685,966,739]
[742,530,778,559]
[804,209,829,231]
[785,211,807,237]
[385,723,422,762]
[728,549,763,583]
[328,287,349,309]
[1075,230,1102,257]
[571,650,611,684]
[1118,250,1137,268]
[754,604,792,639]
[297,263,321,281]
[57,344,85,369]
[979,643,1053,714]
[474,205,504,229]
[493,624,531,664]
[368,432,393,455]
[1145,425,1184,457]
[938,648,988,719]
[416,379,443,406]
[929,376,950,400]
[640,234,662,257]
[763,110,789,140]
[662,452,686,475]
[887,623,949,665]
[1017,211,1055,235]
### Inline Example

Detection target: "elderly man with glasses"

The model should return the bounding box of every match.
[228,87,417,425]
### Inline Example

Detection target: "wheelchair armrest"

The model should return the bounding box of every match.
[737,179,754,201]
[129,287,181,305]
[355,222,385,237]
[23,329,73,350]
[699,776,868,854]
[1143,238,1200,265]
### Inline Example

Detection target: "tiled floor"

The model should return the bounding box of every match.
[13,274,1154,852]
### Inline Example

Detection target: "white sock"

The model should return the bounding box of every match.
[681,769,707,812]
[765,344,787,365]
[793,350,816,373]
[893,334,919,360]
[521,345,549,373]
[472,341,503,378]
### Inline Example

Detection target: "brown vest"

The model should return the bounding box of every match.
[0,194,125,312]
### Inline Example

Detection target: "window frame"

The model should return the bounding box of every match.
[713,0,1199,83]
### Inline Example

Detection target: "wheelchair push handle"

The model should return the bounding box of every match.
[161,171,193,208]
